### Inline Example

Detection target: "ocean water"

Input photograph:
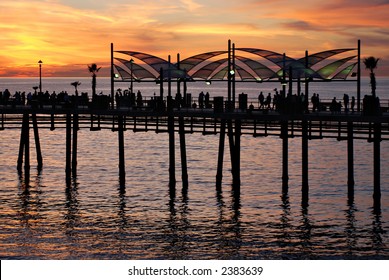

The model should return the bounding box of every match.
[0,77,388,259]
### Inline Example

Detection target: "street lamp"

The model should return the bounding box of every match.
[38,60,43,93]
[130,58,134,93]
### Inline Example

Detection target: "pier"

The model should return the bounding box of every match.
[1,40,387,213]
[1,102,388,211]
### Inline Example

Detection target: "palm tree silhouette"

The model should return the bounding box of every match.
[88,63,101,96]
[363,56,380,98]
[71,81,81,94]
[71,81,81,107]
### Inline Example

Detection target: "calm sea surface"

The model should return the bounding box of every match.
[0,77,388,259]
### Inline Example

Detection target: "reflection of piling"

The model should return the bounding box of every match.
[118,115,126,186]
[373,122,381,211]
[302,120,309,206]
[347,122,354,202]
[216,119,226,190]
[281,120,289,193]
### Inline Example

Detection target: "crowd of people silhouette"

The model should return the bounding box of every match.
[0,87,377,115]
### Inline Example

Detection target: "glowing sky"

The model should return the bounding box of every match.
[1,0,389,77]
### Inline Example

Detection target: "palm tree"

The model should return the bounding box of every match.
[88,63,101,96]
[71,81,81,94]
[71,81,81,107]
[363,56,380,98]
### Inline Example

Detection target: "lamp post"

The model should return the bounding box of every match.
[38,60,43,93]
[130,58,134,93]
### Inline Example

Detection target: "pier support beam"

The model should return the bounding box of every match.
[347,122,355,202]
[168,114,176,187]
[24,114,30,183]
[233,119,241,189]
[17,115,27,172]
[302,120,309,206]
[32,114,43,170]
[17,114,31,183]
[65,113,72,182]
[178,117,188,188]
[227,120,235,177]
[72,113,78,177]
[281,121,289,193]
[216,119,226,190]
[373,122,381,211]
[118,115,126,186]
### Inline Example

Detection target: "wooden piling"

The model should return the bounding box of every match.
[233,119,241,188]
[50,113,55,131]
[72,113,78,177]
[347,122,354,202]
[179,117,188,188]
[17,115,26,172]
[227,119,235,177]
[23,113,30,183]
[118,115,126,186]
[216,119,226,190]
[1,113,4,130]
[168,113,176,186]
[302,120,309,206]
[32,114,43,170]
[65,114,72,180]
[281,120,289,193]
[373,122,381,210]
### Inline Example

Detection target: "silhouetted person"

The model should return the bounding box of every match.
[198,91,204,109]
[3,89,10,106]
[50,91,56,109]
[330,97,338,113]
[351,96,355,113]
[266,93,271,109]
[343,94,349,112]
[258,91,264,109]
[205,92,210,108]
[175,92,182,109]
[311,93,319,112]
[136,90,143,107]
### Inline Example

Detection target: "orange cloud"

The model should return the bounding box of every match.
[1,0,388,76]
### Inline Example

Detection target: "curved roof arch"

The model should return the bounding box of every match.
[113,46,358,82]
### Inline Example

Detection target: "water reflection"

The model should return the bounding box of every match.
[214,187,242,259]
[113,184,129,258]
[345,202,357,255]
[371,209,385,254]
[278,193,292,248]
[17,171,43,225]
[117,185,127,231]
[64,177,79,238]
[298,204,312,258]
[165,183,190,259]
[16,171,44,256]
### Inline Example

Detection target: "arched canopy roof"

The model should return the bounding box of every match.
[114,47,358,82]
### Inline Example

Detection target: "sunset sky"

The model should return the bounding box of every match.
[1,0,389,77]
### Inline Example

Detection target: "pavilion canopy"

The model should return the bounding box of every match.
[114,47,357,82]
